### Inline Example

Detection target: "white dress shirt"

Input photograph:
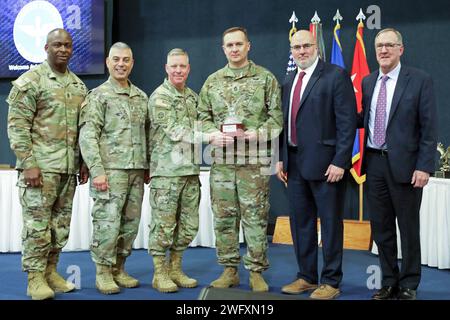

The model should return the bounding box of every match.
[367,62,401,149]
[288,57,319,146]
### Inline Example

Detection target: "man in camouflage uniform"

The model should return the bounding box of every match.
[6,29,88,300]
[79,42,149,295]
[197,27,283,292]
[148,48,202,293]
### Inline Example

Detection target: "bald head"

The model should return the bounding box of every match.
[46,28,72,44]
[45,28,73,73]
[290,30,318,70]
[291,30,316,46]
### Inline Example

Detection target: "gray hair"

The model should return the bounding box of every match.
[167,48,189,63]
[108,42,132,57]
[375,28,403,45]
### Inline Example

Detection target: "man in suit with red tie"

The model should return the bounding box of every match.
[361,28,437,300]
[276,30,356,299]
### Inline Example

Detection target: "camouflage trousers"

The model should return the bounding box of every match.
[148,175,200,256]
[18,171,76,272]
[210,164,270,272]
[90,169,144,266]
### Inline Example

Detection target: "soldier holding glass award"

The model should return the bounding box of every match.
[198,26,283,292]
[221,106,245,137]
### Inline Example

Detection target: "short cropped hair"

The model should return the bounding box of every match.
[222,27,249,43]
[108,42,132,57]
[46,28,72,44]
[166,48,189,63]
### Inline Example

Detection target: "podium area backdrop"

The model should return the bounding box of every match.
[1,0,449,222]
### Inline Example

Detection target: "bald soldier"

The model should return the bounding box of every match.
[7,28,88,300]
[148,48,201,293]
[79,42,149,295]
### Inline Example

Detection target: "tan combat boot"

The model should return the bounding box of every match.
[27,271,55,300]
[249,271,269,292]
[152,256,178,293]
[210,267,239,288]
[95,264,120,294]
[45,262,76,293]
[168,250,197,288]
[112,255,139,288]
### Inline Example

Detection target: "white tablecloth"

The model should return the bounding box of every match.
[420,177,450,269]
[0,170,243,252]
[371,177,450,269]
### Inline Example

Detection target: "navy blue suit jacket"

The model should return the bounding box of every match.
[361,66,438,183]
[280,59,357,180]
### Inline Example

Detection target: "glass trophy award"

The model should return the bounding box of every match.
[221,103,245,137]
[435,143,450,178]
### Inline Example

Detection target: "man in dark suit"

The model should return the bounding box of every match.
[361,28,437,300]
[276,30,356,299]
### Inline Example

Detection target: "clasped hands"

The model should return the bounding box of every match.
[209,130,258,147]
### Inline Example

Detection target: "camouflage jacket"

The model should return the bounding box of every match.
[197,60,283,162]
[79,77,149,178]
[148,79,200,177]
[6,60,87,174]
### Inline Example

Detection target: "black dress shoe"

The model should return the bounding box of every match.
[372,286,398,300]
[397,288,416,300]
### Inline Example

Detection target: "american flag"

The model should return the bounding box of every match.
[286,52,297,74]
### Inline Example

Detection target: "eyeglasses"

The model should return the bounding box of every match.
[290,43,315,51]
[376,43,402,50]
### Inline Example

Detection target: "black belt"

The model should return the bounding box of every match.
[366,147,388,156]
[288,145,298,152]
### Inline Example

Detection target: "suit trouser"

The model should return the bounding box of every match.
[365,151,422,289]
[18,172,76,272]
[287,148,345,287]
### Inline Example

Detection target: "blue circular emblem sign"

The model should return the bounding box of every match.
[13,1,64,63]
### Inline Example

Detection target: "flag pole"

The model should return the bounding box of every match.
[285,11,298,75]
[355,8,367,222]
[333,9,343,27]
[289,11,298,40]
[359,184,363,221]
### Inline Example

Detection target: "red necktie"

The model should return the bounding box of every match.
[290,71,306,145]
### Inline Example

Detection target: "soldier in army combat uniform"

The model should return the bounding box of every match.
[148,48,202,293]
[79,42,149,295]
[197,27,283,292]
[7,29,88,300]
